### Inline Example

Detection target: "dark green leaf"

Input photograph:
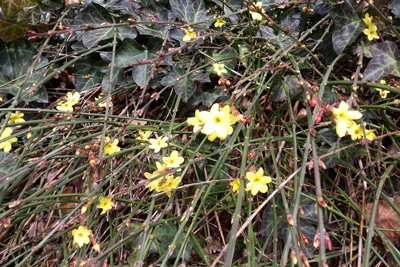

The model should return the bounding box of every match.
[272,75,302,102]
[74,54,104,92]
[362,41,400,81]
[114,39,145,68]
[0,39,48,103]
[0,0,38,18]
[82,28,114,48]
[0,19,29,43]
[211,0,243,24]
[169,0,211,26]
[153,222,193,260]
[0,152,17,177]
[101,67,125,92]
[70,3,113,28]
[330,4,363,55]
[160,67,197,102]
[187,89,227,107]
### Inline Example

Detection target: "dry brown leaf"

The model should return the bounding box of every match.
[364,196,400,243]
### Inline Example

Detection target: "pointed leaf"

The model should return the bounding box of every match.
[101,67,125,92]
[169,0,211,26]
[114,39,145,68]
[153,222,193,260]
[330,4,363,55]
[0,19,29,43]
[83,28,114,48]
[0,152,17,177]
[70,3,112,27]
[362,41,400,81]
[0,0,38,18]
[74,54,104,92]
[161,67,197,102]
[0,39,48,103]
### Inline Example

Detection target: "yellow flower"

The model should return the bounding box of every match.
[157,174,181,197]
[56,102,74,112]
[214,17,226,27]
[66,92,80,105]
[363,23,379,41]
[365,128,376,141]
[249,2,264,21]
[136,130,152,141]
[245,167,272,196]
[187,110,206,133]
[148,136,168,153]
[104,136,121,155]
[375,80,390,99]
[162,150,184,168]
[198,104,237,142]
[332,101,363,137]
[230,178,241,193]
[347,123,363,140]
[145,161,167,191]
[0,127,18,153]
[213,63,228,77]
[56,92,80,112]
[183,28,196,42]
[8,111,25,127]
[95,96,113,108]
[71,225,91,248]
[96,196,115,215]
[362,13,373,27]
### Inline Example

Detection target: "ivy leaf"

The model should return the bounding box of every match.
[211,0,242,24]
[0,19,29,43]
[169,0,211,26]
[101,67,125,93]
[330,4,363,55]
[362,41,400,81]
[161,67,197,102]
[152,222,193,260]
[74,54,104,92]
[0,0,38,18]
[114,39,145,68]
[388,0,400,18]
[0,152,17,177]
[83,28,114,48]
[0,39,48,103]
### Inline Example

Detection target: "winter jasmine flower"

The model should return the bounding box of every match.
[0,127,18,153]
[365,128,376,141]
[348,123,363,140]
[183,28,196,42]
[8,111,25,126]
[249,2,264,21]
[213,63,228,76]
[136,130,152,141]
[104,136,121,155]
[375,80,390,98]
[214,17,226,28]
[362,13,373,27]
[157,174,181,197]
[71,225,91,248]
[363,23,379,41]
[332,101,363,137]
[187,110,206,133]
[198,104,237,142]
[96,196,115,215]
[162,150,184,168]
[148,136,168,153]
[230,178,241,193]
[56,92,80,112]
[245,167,272,196]
[95,95,113,108]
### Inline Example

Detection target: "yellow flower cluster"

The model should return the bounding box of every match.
[71,196,115,248]
[214,17,226,28]
[187,103,238,142]
[144,150,184,197]
[230,167,272,196]
[56,92,80,112]
[362,13,379,41]
[8,111,25,127]
[332,101,375,141]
